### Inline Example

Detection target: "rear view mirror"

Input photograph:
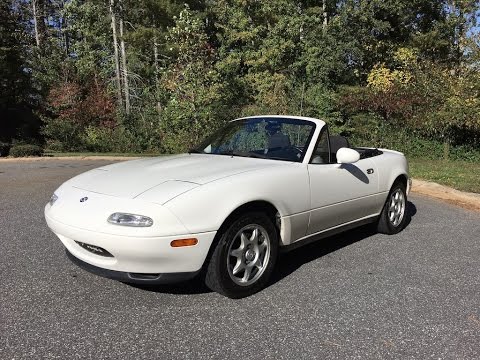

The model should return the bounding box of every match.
[336,148,360,164]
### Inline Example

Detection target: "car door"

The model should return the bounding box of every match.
[306,127,380,235]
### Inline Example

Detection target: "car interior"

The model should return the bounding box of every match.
[310,135,383,164]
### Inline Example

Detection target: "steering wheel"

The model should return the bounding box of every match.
[289,145,303,158]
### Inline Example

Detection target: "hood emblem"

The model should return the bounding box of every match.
[80,197,89,203]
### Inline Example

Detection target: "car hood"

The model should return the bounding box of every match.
[67,154,281,201]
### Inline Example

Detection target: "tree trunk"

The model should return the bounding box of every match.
[32,0,41,47]
[322,0,328,32]
[118,0,130,115]
[153,33,161,113]
[153,33,159,87]
[299,81,305,116]
[60,0,69,56]
[109,0,123,110]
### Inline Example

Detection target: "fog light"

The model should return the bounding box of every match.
[170,238,198,247]
[107,213,153,227]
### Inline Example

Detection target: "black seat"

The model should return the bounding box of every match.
[330,135,350,163]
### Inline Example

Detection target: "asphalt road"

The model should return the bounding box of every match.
[1,159,479,359]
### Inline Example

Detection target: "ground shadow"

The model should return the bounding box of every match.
[404,200,417,228]
[131,200,417,295]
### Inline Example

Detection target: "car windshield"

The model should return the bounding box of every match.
[192,117,316,162]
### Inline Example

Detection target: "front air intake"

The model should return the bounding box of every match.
[75,241,114,257]
[128,273,161,280]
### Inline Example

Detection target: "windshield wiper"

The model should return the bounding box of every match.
[243,152,269,159]
[188,149,203,154]
[217,150,268,159]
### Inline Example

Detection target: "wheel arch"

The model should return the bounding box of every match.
[393,173,408,190]
[216,200,280,238]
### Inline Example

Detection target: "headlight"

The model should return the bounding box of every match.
[49,193,58,206]
[107,213,153,227]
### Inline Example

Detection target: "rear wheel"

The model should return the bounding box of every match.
[377,182,407,234]
[205,212,278,298]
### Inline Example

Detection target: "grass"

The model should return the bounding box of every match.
[408,157,480,194]
[43,151,159,157]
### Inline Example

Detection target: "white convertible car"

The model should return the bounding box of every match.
[45,115,410,298]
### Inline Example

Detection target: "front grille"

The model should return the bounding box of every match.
[75,241,114,257]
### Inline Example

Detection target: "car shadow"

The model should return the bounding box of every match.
[404,200,417,228]
[131,201,417,296]
[271,200,417,286]
[341,163,369,184]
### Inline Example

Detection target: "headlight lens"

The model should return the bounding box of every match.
[49,193,58,206]
[107,213,153,227]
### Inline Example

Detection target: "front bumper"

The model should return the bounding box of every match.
[66,250,199,284]
[45,212,216,275]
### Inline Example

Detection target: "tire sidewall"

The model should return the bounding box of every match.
[210,212,278,298]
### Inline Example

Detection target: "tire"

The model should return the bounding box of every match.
[205,212,278,298]
[377,182,408,234]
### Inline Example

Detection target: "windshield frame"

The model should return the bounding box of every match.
[192,116,317,163]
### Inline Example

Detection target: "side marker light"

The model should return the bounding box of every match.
[170,238,198,247]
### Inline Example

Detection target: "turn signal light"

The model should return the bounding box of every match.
[170,238,198,247]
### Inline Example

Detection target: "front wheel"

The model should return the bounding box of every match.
[205,212,278,298]
[377,182,407,234]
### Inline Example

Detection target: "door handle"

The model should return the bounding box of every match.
[367,168,374,174]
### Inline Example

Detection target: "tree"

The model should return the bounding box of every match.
[0,0,40,142]
[109,0,123,108]
[160,7,230,152]
[211,0,308,115]
[1,0,479,157]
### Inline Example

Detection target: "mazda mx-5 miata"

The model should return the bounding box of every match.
[45,115,410,298]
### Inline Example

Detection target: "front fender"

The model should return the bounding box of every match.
[373,150,409,194]
[164,163,310,241]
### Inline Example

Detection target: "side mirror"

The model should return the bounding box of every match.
[336,148,360,164]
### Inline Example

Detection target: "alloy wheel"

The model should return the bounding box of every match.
[227,224,271,286]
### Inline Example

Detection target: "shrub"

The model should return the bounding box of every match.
[44,139,65,152]
[82,126,145,153]
[0,142,11,157]
[9,144,43,157]
[82,126,115,153]
[41,117,84,151]
[347,115,480,162]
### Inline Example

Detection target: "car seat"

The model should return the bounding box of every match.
[330,135,350,163]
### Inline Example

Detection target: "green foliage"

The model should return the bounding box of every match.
[2,0,480,161]
[0,141,11,157]
[342,47,480,158]
[416,65,480,144]
[0,1,28,104]
[41,117,84,151]
[347,114,480,162]
[0,0,41,142]
[159,7,232,153]
[9,144,43,157]
[63,0,112,80]
[82,125,145,153]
